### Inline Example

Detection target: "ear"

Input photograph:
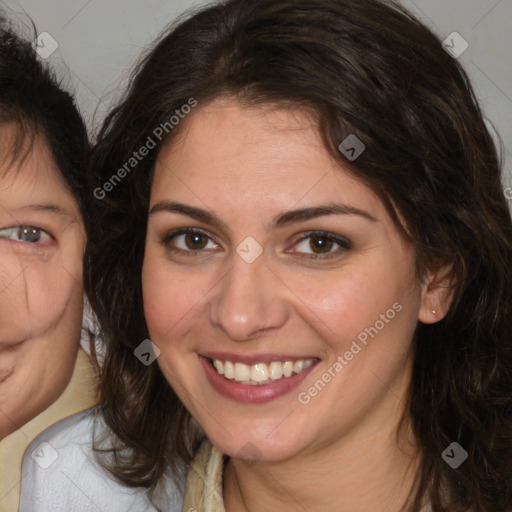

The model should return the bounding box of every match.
[418,261,456,324]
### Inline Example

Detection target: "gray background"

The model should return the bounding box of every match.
[2,0,511,189]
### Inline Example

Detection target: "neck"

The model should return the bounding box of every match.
[223,372,423,512]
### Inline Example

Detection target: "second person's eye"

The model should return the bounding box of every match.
[0,226,53,244]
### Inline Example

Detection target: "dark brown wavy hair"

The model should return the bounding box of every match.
[86,0,512,510]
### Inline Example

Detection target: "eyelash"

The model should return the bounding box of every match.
[0,226,54,244]
[162,228,351,260]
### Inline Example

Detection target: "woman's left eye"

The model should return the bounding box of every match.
[290,232,352,260]
[0,226,53,244]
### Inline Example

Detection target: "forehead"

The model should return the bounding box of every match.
[157,98,325,171]
[0,124,80,215]
[151,98,384,221]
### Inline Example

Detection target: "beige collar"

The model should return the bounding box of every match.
[182,438,226,512]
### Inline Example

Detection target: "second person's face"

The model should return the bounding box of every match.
[0,126,86,439]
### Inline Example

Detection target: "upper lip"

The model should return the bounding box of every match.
[200,351,319,365]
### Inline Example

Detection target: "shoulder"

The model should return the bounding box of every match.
[19,408,184,512]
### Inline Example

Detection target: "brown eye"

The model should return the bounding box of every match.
[183,232,208,250]
[308,235,334,254]
[163,228,218,255]
[291,231,351,260]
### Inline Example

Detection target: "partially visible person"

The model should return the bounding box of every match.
[2,14,183,510]
[0,14,97,511]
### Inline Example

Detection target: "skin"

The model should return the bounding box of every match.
[142,97,452,511]
[0,125,86,440]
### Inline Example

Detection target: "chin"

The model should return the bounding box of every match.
[205,422,307,464]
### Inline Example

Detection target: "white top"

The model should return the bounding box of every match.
[19,408,184,511]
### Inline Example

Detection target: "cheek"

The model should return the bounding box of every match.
[286,262,401,347]
[142,252,211,341]
[143,257,172,345]
[142,258,200,391]
[0,254,83,342]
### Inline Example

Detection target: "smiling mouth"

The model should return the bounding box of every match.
[208,358,316,386]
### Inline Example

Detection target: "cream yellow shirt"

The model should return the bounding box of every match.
[0,348,97,512]
[182,438,225,512]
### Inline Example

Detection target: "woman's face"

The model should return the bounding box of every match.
[0,126,85,439]
[143,98,436,462]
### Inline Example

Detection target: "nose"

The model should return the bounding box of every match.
[208,251,289,342]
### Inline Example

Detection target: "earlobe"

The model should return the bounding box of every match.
[418,262,456,324]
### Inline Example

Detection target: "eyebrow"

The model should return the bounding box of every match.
[21,203,72,216]
[149,201,377,232]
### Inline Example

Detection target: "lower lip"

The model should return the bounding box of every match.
[200,356,318,404]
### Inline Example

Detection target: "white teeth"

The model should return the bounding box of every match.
[234,362,251,381]
[224,361,235,379]
[211,358,315,384]
[283,361,293,377]
[251,363,269,382]
[293,360,304,374]
[213,360,224,375]
[269,361,283,380]
[303,359,314,370]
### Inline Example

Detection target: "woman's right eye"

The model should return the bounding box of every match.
[0,226,53,244]
[163,228,219,256]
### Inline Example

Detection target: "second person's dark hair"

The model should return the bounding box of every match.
[0,13,90,226]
